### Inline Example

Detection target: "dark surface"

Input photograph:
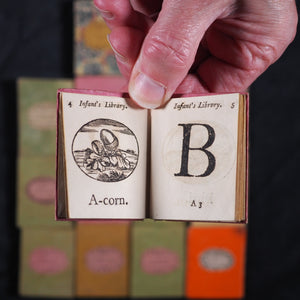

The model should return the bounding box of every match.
[0,1,299,299]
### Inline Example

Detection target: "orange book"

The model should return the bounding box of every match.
[76,222,130,297]
[186,224,247,299]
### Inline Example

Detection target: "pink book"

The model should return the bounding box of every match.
[75,76,128,92]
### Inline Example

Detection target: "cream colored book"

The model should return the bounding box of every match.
[56,89,248,222]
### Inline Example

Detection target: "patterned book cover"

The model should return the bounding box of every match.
[186,224,247,299]
[76,222,130,297]
[74,0,120,76]
[17,78,73,157]
[19,227,75,297]
[130,220,186,298]
[16,156,71,227]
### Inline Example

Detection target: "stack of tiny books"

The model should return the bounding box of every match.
[16,0,249,299]
[16,78,75,297]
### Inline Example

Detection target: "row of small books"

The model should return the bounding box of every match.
[16,78,247,299]
[16,1,247,297]
[16,78,76,298]
[20,221,247,298]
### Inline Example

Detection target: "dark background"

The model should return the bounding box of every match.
[0,0,299,299]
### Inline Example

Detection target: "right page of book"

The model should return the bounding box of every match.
[151,93,243,222]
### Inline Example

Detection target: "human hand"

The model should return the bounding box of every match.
[94,0,298,108]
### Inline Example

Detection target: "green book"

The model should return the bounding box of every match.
[130,220,186,298]
[18,78,73,156]
[19,227,75,297]
[16,156,71,227]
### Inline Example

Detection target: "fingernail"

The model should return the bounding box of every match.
[98,9,114,20]
[107,35,129,65]
[129,73,166,109]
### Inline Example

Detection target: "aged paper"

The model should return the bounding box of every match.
[60,92,147,219]
[151,93,240,221]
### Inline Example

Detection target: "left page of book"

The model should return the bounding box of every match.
[57,91,148,219]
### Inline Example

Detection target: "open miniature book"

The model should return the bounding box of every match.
[56,89,248,222]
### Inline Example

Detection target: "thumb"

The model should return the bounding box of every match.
[128,0,230,108]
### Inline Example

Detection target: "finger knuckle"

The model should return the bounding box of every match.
[144,33,193,69]
[242,42,278,72]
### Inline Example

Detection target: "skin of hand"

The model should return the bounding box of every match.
[94,0,298,108]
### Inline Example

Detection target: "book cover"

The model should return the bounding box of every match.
[186,224,247,299]
[17,156,71,227]
[18,78,73,157]
[19,227,75,297]
[130,220,186,298]
[76,222,130,297]
[56,89,248,222]
[74,0,119,76]
[75,75,127,92]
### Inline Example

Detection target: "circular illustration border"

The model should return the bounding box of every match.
[71,118,139,182]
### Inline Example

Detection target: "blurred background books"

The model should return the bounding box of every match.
[0,0,299,299]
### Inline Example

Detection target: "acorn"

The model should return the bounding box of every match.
[91,140,104,155]
[100,129,119,151]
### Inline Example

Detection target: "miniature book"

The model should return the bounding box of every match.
[17,156,71,227]
[130,220,186,298]
[56,89,248,222]
[76,222,130,297]
[186,223,247,299]
[18,78,73,157]
[19,227,75,297]
[74,0,119,76]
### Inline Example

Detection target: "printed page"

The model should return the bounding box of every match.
[151,93,240,221]
[61,92,147,219]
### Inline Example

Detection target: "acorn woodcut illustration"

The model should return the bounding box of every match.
[72,119,139,182]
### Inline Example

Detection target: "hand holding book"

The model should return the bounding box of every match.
[94,0,297,108]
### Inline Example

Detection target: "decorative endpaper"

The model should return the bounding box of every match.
[74,0,120,76]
